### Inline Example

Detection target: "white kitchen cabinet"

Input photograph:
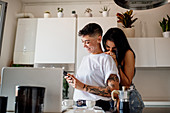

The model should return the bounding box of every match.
[13,18,37,64]
[34,18,76,64]
[76,17,117,70]
[155,38,170,67]
[128,38,156,67]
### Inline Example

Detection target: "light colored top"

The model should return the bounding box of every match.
[73,53,120,101]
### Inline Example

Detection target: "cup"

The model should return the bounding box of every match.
[15,86,45,113]
[0,96,8,113]
[62,99,74,108]
[86,100,96,108]
[76,100,86,107]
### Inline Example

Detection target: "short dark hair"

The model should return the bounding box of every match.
[78,23,103,37]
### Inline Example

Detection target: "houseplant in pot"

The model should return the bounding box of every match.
[84,8,92,17]
[44,11,51,18]
[116,10,138,37]
[57,7,64,18]
[99,6,110,17]
[159,15,170,38]
[71,10,77,17]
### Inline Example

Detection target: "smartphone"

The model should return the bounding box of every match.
[63,71,68,76]
[63,71,72,80]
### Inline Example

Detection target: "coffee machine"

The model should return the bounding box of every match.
[111,86,130,113]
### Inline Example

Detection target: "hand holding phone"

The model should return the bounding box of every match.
[63,71,73,81]
[63,71,68,76]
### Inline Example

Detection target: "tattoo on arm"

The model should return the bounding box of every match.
[84,85,110,96]
[107,74,119,82]
[107,74,119,89]
[83,84,86,89]
[82,74,119,97]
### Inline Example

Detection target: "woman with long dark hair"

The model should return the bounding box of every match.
[103,28,135,86]
[102,28,144,111]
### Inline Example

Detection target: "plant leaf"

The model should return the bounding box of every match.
[131,18,138,25]
[129,10,133,16]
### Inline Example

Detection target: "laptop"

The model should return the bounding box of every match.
[0,67,63,112]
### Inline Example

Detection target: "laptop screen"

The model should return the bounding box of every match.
[0,67,63,112]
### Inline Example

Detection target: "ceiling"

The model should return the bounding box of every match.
[20,0,170,10]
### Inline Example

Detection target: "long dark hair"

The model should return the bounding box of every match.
[102,28,135,65]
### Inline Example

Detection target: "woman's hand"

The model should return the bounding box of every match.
[105,51,118,66]
[64,73,84,90]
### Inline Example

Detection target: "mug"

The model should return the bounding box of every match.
[15,86,45,113]
[0,96,8,113]
[86,100,96,108]
[76,100,86,107]
[62,99,74,108]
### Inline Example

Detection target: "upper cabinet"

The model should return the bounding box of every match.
[155,38,170,67]
[76,17,117,70]
[14,17,170,67]
[34,18,76,64]
[128,38,170,67]
[13,18,37,64]
[128,38,156,67]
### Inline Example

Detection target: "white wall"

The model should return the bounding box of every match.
[22,1,170,37]
[0,0,22,81]
[134,68,170,101]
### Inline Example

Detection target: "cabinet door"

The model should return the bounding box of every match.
[128,38,156,67]
[76,17,117,70]
[13,19,37,64]
[34,18,76,63]
[155,38,170,67]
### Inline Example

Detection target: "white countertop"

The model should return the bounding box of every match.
[62,106,105,113]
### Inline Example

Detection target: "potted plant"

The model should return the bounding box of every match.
[84,8,92,17]
[71,10,77,17]
[116,10,138,37]
[99,6,110,17]
[57,7,64,18]
[44,11,51,18]
[63,77,69,99]
[159,15,170,38]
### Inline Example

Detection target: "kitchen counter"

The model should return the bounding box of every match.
[7,107,170,113]
[64,107,170,113]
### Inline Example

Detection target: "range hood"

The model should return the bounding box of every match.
[114,0,170,10]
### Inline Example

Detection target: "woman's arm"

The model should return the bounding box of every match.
[119,50,135,86]
[65,74,119,97]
